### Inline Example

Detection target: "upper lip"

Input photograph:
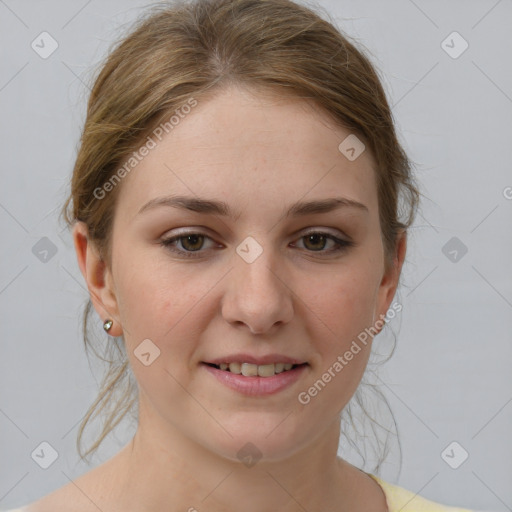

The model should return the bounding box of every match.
[204,354,307,366]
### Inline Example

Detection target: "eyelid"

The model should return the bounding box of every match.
[161,226,349,244]
[159,227,354,258]
[299,226,350,240]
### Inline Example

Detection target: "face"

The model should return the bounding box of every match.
[75,85,405,463]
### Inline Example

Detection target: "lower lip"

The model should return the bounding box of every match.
[201,363,308,396]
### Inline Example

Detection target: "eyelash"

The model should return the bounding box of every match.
[159,230,354,259]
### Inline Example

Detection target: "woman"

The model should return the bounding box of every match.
[7,0,483,510]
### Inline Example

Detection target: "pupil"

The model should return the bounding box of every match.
[183,234,203,251]
[305,234,325,251]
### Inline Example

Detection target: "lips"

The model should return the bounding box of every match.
[202,361,308,396]
[204,361,306,377]
[204,353,306,366]
[201,353,309,395]
[203,353,308,378]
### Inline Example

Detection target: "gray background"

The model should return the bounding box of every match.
[1,0,511,510]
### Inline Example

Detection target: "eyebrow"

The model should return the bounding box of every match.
[137,194,369,220]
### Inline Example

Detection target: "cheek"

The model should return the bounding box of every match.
[115,272,204,406]
[303,265,380,347]
[114,251,179,328]
[114,257,216,366]
[295,271,377,417]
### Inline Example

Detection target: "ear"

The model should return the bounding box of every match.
[374,230,407,329]
[72,221,123,337]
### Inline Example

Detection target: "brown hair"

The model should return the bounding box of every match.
[61,0,420,471]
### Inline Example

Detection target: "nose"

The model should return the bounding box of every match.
[221,246,294,335]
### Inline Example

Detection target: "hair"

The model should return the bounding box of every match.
[60,0,421,474]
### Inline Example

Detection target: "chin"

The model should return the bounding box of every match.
[200,416,311,465]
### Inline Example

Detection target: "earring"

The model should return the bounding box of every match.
[103,319,113,333]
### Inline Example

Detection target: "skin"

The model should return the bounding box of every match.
[32,85,406,511]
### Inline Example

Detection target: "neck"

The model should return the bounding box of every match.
[111,400,371,512]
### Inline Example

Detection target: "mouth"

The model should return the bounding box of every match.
[203,361,308,378]
[201,360,309,396]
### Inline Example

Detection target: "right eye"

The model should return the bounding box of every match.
[160,232,217,258]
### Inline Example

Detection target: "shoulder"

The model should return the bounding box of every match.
[1,469,104,512]
[3,484,99,512]
[0,486,77,512]
[2,505,44,512]
[368,474,482,512]
[6,452,130,512]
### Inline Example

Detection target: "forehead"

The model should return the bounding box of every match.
[114,86,378,221]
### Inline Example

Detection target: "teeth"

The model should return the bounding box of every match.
[228,362,241,374]
[214,362,300,377]
[257,364,275,377]
[275,363,285,373]
[241,363,258,377]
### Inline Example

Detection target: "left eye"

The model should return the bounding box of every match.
[292,232,351,252]
[159,231,353,258]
